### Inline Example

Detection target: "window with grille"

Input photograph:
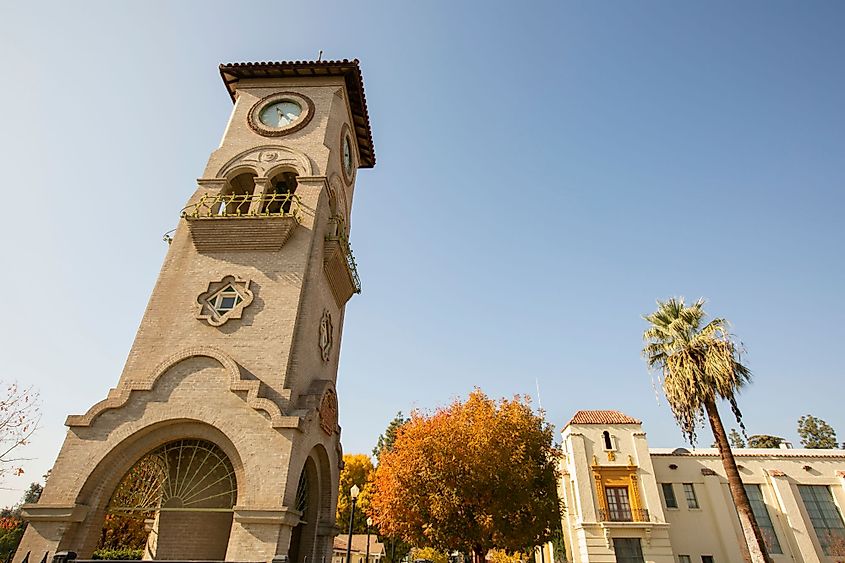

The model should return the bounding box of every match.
[744,485,782,554]
[210,284,243,315]
[612,538,644,563]
[662,483,678,509]
[605,486,633,521]
[683,483,699,509]
[798,485,845,556]
[677,556,691,563]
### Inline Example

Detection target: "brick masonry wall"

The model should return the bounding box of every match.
[17,75,358,563]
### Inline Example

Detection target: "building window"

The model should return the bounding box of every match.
[744,485,783,554]
[605,486,633,521]
[662,483,678,509]
[210,284,243,316]
[683,483,699,509]
[701,557,714,563]
[798,485,845,555]
[613,538,645,563]
[603,430,614,450]
[677,556,691,563]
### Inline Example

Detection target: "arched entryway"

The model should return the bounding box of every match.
[288,458,319,563]
[97,438,237,560]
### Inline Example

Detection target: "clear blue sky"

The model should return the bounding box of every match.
[1,1,843,505]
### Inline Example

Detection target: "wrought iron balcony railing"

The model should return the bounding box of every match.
[181,192,302,220]
[598,508,650,523]
[180,192,302,252]
[328,232,362,295]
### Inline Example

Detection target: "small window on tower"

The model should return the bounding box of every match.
[603,431,614,451]
[211,285,243,315]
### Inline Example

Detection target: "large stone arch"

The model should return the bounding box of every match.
[66,347,289,429]
[65,419,246,558]
[284,442,337,563]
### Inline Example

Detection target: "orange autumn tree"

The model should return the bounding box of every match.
[370,390,561,562]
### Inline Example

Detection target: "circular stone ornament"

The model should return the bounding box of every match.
[248,92,315,137]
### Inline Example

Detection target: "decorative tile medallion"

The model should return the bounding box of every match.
[319,387,338,436]
[196,275,254,327]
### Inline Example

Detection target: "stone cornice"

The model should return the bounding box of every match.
[21,503,88,523]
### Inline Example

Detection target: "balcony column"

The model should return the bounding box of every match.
[250,178,272,214]
[197,178,228,194]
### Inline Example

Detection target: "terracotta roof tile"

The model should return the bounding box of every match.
[566,410,642,427]
[219,59,376,168]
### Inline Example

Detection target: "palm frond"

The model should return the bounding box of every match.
[641,297,752,445]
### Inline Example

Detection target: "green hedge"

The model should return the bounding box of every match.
[91,548,143,560]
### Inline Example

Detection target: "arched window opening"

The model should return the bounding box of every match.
[219,172,256,215]
[603,431,614,451]
[264,171,298,214]
[97,438,237,561]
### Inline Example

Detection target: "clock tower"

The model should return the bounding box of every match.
[17,59,375,563]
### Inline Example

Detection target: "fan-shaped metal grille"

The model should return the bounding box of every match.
[295,469,309,516]
[108,439,237,513]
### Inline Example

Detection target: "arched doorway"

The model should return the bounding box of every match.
[288,459,319,563]
[97,438,237,560]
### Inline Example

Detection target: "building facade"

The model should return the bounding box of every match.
[17,59,376,563]
[558,411,845,563]
[332,535,385,563]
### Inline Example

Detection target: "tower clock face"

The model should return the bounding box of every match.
[259,101,302,128]
[247,92,314,137]
[342,136,353,177]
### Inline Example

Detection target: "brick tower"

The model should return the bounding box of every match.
[17,59,375,563]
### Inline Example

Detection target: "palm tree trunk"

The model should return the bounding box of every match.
[704,398,772,563]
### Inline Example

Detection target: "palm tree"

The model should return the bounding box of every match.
[642,297,771,563]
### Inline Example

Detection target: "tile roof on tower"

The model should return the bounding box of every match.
[219,59,376,168]
[566,410,642,427]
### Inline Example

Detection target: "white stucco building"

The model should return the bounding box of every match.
[556,410,845,563]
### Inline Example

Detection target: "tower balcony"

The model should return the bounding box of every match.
[181,192,302,251]
[323,229,362,307]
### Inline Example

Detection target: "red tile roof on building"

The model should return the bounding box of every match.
[566,410,642,427]
[219,59,376,168]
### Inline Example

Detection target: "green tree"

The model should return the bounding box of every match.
[747,435,784,449]
[373,412,408,462]
[797,415,838,449]
[729,429,746,448]
[371,390,561,563]
[643,297,771,563]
